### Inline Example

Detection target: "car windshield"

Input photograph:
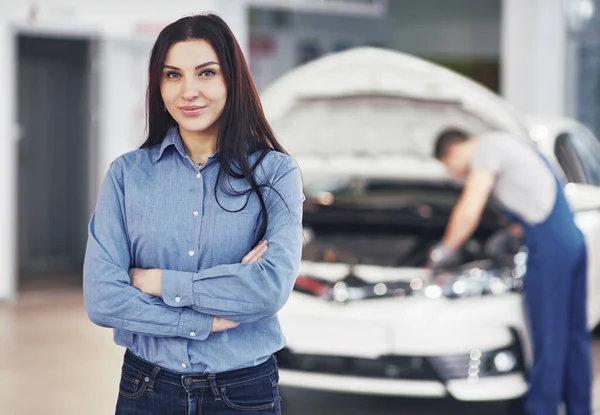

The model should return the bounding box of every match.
[302,178,506,267]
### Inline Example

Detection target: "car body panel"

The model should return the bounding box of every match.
[280,292,526,357]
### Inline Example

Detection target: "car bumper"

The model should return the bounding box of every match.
[277,292,530,401]
[279,292,529,357]
[279,369,528,401]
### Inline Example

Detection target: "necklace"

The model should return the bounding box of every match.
[190,157,204,168]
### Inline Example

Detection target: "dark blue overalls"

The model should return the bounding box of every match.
[501,174,591,415]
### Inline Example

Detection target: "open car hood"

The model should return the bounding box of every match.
[261,47,529,161]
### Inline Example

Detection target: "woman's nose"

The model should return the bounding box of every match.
[182,78,200,101]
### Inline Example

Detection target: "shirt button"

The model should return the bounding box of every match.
[190,331,196,337]
[175,296,181,303]
[188,250,195,257]
[193,211,199,216]
[181,363,187,369]
[196,173,201,179]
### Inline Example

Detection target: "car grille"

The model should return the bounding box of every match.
[428,354,473,380]
[276,331,524,382]
[275,348,439,380]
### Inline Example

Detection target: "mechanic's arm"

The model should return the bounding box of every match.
[442,170,496,249]
[159,159,304,324]
[83,160,214,340]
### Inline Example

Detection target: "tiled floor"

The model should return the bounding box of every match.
[0,290,598,415]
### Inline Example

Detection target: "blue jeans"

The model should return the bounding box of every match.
[116,350,282,415]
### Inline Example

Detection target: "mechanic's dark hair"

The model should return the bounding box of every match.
[141,13,288,244]
[433,128,472,159]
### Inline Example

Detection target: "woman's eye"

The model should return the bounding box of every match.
[166,72,180,79]
[200,69,216,77]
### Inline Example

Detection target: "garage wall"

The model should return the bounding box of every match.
[389,0,501,59]
[249,9,391,91]
[249,0,502,92]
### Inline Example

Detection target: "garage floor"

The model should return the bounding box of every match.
[0,290,598,415]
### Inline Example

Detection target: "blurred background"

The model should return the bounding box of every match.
[0,0,599,414]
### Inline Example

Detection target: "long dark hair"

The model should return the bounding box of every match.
[141,14,288,243]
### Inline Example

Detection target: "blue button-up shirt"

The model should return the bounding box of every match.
[83,128,304,373]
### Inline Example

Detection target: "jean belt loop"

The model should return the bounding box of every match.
[147,366,161,389]
[208,375,221,400]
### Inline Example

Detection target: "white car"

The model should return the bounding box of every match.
[259,48,600,404]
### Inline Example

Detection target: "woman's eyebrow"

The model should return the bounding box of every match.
[163,61,220,71]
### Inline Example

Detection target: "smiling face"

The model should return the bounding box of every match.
[160,39,227,139]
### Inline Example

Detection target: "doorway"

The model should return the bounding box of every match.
[17,35,92,291]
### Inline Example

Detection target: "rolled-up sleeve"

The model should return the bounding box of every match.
[161,157,304,323]
[83,160,213,339]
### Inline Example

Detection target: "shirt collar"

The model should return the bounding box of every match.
[152,127,220,165]
[152,127,188,163]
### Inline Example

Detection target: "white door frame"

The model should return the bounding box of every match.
[0,23,100,301]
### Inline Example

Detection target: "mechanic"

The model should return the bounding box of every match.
[430,129,591,415]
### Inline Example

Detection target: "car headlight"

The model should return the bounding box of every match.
[423,249,527,299]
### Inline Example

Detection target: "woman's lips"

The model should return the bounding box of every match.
[179,106,207,116]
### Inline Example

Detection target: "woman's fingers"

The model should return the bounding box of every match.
[253,245,269,262]
[211,317,241,333]
[246,243,269,264]
[241,241,263,263]
[241,240,268,264]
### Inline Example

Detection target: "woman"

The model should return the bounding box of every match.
[83,13,304,415]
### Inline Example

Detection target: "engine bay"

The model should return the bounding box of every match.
[301,225,522,271]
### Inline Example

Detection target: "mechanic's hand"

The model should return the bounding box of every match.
[211,316,240,333]
[509,223,523,238]
[485,229,522,258]
[427,243,459,270]
[242,240,268,264]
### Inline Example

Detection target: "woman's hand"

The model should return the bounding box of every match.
[241,240,268,264]
[129,268,163,297]
[211,316,240,332]
[207,241,269,333]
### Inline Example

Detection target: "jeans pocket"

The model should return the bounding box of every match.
[221,374,276,411]
[118,364,150,400]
